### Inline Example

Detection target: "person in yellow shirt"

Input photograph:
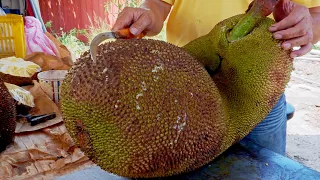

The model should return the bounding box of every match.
[112,0,320,156]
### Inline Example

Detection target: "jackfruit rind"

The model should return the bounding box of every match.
[61,15,293,179]
[183,14,293,148]
[0,78,16,152]
[4,82,35,115]
[60,39,229,178]
[0,57,41,77]
[0,72,38,86]
[5,83,35,107]
[223,15,292,142]
[0,56,41,86]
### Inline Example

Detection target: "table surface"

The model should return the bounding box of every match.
[55,137,320,180]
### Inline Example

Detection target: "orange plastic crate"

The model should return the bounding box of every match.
[0,14,26,58]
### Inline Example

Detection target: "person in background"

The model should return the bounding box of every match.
[112,0,320,156]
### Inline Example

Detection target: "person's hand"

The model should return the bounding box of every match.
[270,0,314,58]
[112,7,156,36]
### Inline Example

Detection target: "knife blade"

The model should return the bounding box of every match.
[90,28,145,62]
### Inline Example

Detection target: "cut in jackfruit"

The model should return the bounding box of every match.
[5,82,35,115]
[0,57,41,77]
[0,56,41,86]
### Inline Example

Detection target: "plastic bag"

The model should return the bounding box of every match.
[24,16,60,57]
[0,8,6,16]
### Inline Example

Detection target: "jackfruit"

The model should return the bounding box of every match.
[0,78,16,153]
[4,83,35,115]
[60,1,293,178]
[61,39,227,178]
[182,14,292,152]
[0,56,41,86]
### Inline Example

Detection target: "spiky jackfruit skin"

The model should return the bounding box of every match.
[60,39,229,178]
[0,79,16,153]
[61,14,293,178]
[183,14,293,148]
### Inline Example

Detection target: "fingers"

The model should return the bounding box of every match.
[269,3,314,57]
[269,5,306,32]
[272,17,312,40]
[112,7,135,31]
[112,7,154,35]
[290,42,313,58]
[129,11,153,35]
[281,30,313,50]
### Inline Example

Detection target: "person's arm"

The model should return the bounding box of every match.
[112,0,172,36]
[309,7,320,44]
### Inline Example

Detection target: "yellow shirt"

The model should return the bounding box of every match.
[161,0,320,47]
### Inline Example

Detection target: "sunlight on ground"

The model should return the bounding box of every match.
[285,49,320,171]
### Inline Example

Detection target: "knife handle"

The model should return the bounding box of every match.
[114,28,145,39]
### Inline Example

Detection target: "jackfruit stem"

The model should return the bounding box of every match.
[227,10,264,42]
[227,0,279,42]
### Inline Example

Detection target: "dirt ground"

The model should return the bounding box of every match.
[284,49,320,172]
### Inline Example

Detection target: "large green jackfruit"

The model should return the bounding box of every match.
[183,14,293,147]
[60,1,293,178]
[61,39,228,177]
[0,78,17,153]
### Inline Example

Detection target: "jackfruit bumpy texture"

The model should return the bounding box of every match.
[0,78,16,153]
[183,14,293,148]
[61,39,229,178]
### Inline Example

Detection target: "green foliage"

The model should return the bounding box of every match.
[45,21,52,28]
[312,44,320,50]
[45,21,89,60]
[57,28,89,59]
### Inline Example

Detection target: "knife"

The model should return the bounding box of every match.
[90,28,145,62]
[17,112,57,126]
